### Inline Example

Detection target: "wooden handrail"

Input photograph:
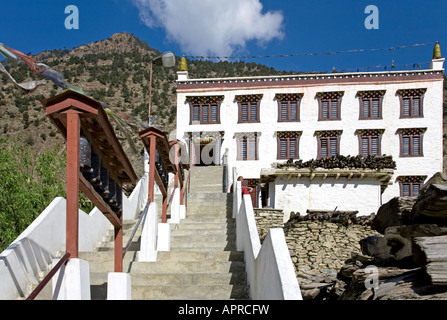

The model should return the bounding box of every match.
[26,253,71,300]
[183,171,191,209]
[41,90,137,274]
[166,187,178,210]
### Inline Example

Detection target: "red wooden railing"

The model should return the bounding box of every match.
[27,94,191,299]
[26,253,71,300]
[26,90,138,300]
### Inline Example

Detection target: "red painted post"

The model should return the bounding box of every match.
[162,195,168,223]
[148,135,156,202]
[114,211,123,272]
[66,111,81,259]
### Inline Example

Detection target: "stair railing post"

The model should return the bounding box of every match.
[148,135,157,203]
[65,110,81,259]
[114,209,123,272]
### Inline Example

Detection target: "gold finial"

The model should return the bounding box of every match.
[433,41,441,59]
[179,57,188,71]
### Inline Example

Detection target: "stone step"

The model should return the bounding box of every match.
[189,166,223,173]
[170,222,234,230]
[170,240,236,250]
[186,205,229,211]
[77,251,137,265]
[170,234,236,244]
[156,250,244,262]
[185,212,230,219]
[186,202,228,209]
[170,228,235,237]
[96,241,140,252]
[130,260,245,274]
[130,272,247,286]
[189,184,223,190]
[131,284,248,300]
[187,193,228,200]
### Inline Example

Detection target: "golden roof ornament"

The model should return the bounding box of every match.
[179,57,188,71]
[433,41,441,59]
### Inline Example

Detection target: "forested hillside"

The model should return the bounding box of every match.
[0,32,288,252]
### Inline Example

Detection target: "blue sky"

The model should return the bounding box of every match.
[0,0,446,74]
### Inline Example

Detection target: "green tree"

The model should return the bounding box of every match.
[0,139,66,252]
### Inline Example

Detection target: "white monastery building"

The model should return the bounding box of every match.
[175,44,445,218]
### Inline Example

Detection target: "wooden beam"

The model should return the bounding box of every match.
[66,111,81,259]
[79,176,122,228]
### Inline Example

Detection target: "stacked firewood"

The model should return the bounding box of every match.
[277,155,396,171]
[286,210,375,227]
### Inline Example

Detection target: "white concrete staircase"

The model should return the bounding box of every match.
[30,166,248,300]
[129,166,248,299]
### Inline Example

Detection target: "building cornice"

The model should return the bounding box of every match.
[177,69,444,92]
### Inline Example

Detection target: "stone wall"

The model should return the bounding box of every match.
[283,219,380,275]
[254,208,380,275]
[253,208,285,243]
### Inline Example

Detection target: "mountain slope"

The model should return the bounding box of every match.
[1,32,289,176]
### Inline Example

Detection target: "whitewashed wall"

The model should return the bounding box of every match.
[0,174,148,300]
[177,63,444,216]
[274,176,382,217]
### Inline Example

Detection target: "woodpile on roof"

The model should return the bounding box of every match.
[277,155,396,171]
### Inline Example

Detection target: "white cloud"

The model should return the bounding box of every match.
[131,0,284,57]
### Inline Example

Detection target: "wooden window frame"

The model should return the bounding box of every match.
[236,94,263,124]
[397,89,426,119]
[276,93,303,122]
[238,101,260,123]
[277,132,301,160]
[316,92,344,121]
[398,128,426,157]
[315,131,342,159]
[397,176,426,197]
[186,96,224,125]
[357,91,385,120]
[356,129,384,156]
[190,103,220,125]
[236,134,259,161]
[400,182,422,197]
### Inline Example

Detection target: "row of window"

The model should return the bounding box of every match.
[236,128,426,161]
[188,89,427,125]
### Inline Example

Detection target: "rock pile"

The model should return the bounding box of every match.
[283,211,380,299]
[254,173,447,299]
[336,172,447,300]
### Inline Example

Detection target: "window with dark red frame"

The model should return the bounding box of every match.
[357,90,385,120]
[397,176,426,197]
[186,95,224,124]
[356,129,384,156]
[316,91,344,121]
[397,88,426,118]
[398,128,426,157]
[236,132,259,161]
[236,94,263,123]
[277,131,302,159]
[276,93,303,122]
[315,130,342,158]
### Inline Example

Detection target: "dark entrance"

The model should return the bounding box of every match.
[243,179,259,208]
[193,140,216,166]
